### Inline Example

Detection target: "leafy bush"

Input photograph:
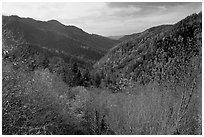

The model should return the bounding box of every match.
[2,65,88,134]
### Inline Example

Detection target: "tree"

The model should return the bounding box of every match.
[71,63,82,86]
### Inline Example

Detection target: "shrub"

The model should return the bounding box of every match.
[2,66,88,134]
[103,78,201,135]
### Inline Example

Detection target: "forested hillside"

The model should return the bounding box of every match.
[93,12,202,91]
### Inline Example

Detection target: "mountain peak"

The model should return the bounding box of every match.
[67,25,84,32]
[47,19,63,26]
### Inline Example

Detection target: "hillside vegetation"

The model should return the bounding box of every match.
[2,12,202,135]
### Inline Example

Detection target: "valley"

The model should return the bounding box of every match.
[2,12,202,135]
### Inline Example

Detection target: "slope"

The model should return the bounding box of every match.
[93,12,202,90]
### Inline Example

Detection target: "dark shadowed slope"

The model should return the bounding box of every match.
[2,15,119,63]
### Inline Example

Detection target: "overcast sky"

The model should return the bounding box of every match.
[2,2,202,36]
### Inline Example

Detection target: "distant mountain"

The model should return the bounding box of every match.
[93,12,202,90]
[2,15,119,63]
[108,35,124,40]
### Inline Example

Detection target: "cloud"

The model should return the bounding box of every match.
[2,2,105,20]
[107,2,191,8]
[106,2,201,18]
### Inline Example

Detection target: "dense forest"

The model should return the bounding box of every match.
[2,12,202,135]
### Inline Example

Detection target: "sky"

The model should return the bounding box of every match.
[2,2,202,36]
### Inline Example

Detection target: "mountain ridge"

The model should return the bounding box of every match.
[2,15,120,63]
